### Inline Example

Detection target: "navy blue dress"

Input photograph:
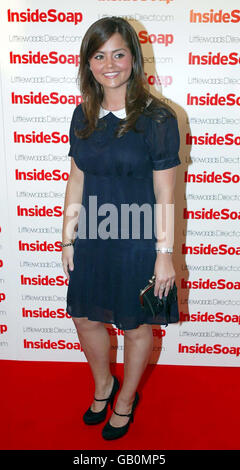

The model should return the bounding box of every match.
[66,103,181,330]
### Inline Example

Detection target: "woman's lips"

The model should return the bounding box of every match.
[103,72,120,79]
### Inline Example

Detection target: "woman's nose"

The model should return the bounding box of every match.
[105,55,114,68]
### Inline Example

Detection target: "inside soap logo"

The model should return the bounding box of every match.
[190,9,240,23]
[7,9,83,25]
[139,31,173,46]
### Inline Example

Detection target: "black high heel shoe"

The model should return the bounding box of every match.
[83,375,120,425]
[102,391,139,440]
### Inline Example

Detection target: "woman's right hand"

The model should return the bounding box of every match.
[61,245,74,281]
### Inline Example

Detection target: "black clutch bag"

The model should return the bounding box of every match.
[139,275,179,326]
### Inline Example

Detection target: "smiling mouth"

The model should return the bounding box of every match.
[103,72,120,78]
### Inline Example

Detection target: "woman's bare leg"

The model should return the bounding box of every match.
[72,317,113,412]
[109,323,153,427]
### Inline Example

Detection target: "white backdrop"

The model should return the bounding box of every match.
[0,0,239,365]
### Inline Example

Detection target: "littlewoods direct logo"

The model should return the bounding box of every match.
[66,197,174,242]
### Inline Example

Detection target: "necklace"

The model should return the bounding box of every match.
[101,103,125,111]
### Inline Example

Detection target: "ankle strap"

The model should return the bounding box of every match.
[113,409,131,418]
[94,397,108,402]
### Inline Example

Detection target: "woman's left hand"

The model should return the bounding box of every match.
[153,254,176,299]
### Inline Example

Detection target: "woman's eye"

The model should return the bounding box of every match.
[93,53,125,60]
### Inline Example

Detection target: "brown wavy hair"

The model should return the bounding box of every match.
[75,16,174,139]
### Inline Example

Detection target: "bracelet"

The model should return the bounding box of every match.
[60,241,74,248]
[155,247,173,253]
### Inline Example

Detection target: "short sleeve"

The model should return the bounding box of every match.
[145,113,181,171]
[68,105,82,157]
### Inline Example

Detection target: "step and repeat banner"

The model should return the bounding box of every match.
[0,0,239,365]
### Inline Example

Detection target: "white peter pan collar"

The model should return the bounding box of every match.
[98,98,152,119]
[99,105,126,119]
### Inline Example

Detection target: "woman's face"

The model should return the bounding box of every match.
[88,32,133,95]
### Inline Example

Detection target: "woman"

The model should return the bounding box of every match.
[61,16,181,440]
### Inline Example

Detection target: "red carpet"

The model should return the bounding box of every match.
[1,360,239,450]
